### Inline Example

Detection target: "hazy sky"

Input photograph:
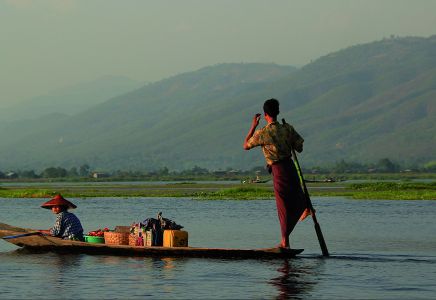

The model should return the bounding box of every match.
[1,0,436,107]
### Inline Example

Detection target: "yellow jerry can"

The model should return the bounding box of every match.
[163,230,188,247]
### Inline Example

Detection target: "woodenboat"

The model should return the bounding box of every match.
[0,223,303,259]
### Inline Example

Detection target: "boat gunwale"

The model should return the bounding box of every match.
[1,223,303,259]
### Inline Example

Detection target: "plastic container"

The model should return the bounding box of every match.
[145,230,154,246]
[84,235,105,244]
[163,230,188,247]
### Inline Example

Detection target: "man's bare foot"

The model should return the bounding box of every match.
[299,208,312,221]
[279,241,290,249]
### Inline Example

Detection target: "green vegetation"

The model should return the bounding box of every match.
[196,182,436,200]
[346,182,436,200]
[0,180,434,200]
[0,182,237,199]
[307,172,436,181]
[0,188,54,199]
[194,186,273,200]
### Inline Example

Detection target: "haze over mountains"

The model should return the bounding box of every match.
[0,36,435,172]
[0,75,143,122]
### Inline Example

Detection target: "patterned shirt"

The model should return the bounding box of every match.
[246,121,304,166]
[50,211,84,240]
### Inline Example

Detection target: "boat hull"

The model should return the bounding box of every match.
[0,223,303,259]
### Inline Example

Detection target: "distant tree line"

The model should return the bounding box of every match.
[309,158,436,174]
[0,164,91,180]
[309,158,401,174]
[0,159,435,180]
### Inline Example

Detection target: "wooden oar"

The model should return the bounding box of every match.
[282,119,330,257]
[2,231,44,240]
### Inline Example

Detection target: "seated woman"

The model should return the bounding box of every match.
[39,194,84,241]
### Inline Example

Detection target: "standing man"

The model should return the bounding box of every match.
[243,98,307,249]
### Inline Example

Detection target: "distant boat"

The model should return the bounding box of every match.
[305,177,339,183]
[242,174,269,184]
[250,178,269,184]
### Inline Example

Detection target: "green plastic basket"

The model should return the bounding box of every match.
[84,235,105,244]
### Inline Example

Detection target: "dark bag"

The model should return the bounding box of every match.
[141,212,183,246]
[142,212,184,231]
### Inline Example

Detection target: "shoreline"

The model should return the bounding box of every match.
[0,181,435,200]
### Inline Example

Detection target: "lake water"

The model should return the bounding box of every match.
[1,196,435,299]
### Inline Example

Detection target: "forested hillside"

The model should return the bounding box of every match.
[0,36,434,171]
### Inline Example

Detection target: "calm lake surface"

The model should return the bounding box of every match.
[1,196,435,299]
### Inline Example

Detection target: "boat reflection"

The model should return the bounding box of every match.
[269,259,320,300]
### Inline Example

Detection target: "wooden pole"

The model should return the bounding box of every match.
[283,119,330,257]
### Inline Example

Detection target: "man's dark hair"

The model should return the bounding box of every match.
[263,98,280,118]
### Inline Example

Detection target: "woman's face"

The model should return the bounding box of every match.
[51,205,63,214]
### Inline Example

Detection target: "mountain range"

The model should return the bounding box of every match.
[0,75,143,122]
[0,35,435,172]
